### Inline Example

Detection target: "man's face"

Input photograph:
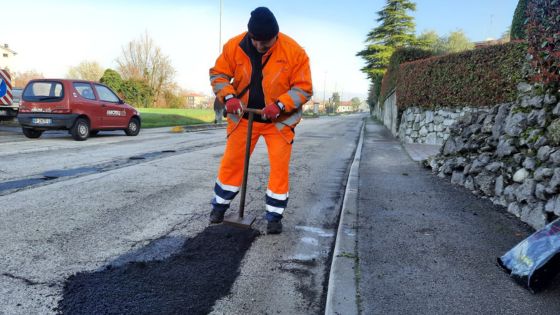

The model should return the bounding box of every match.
[250,36,277,53]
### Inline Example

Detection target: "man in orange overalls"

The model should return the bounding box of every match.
[209,7,313,234]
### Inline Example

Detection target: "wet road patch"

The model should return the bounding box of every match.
[57,225,260,314]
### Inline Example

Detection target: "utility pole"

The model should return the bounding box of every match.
[219,0,223,53]
[323,71,327,113]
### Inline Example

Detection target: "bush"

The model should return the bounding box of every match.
[380,47,434,102]
[511,0,528,40]
[396,41,527,109]
[526,0,560,91]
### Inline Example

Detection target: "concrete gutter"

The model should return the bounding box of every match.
[324,120,364,315]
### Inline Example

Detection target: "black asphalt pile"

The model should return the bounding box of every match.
[57,225,260,314]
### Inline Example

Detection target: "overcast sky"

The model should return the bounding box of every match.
[2,0,517,100]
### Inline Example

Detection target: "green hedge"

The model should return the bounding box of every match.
[511,0,528,40]
[380,47,434,102]
[396,41,527,109]
[526,0,560,91]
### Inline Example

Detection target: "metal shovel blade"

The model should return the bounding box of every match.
[222,213,256,229]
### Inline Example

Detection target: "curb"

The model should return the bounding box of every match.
[169,123,227,133]
[324,120,365,315]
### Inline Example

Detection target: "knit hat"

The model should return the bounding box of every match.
[247,7,279,41]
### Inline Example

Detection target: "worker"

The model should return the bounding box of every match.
[209,7,313,234]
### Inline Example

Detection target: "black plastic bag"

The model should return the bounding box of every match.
[498,218,560,293]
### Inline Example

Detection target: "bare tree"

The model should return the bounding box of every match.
[13,70,44,88]
[66,60,104,81]
[117,32,175,105]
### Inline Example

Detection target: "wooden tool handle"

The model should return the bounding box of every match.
[243,107,263,115]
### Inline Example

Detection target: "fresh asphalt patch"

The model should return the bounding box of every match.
[57,225,260,314]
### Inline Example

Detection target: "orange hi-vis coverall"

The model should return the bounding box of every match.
[209,32,313,217]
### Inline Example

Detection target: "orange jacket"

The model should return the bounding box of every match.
[210,32,313,126]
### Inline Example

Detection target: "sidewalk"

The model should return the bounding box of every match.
[328,118,560,314]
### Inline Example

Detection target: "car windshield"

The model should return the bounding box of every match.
[23,82,64,102]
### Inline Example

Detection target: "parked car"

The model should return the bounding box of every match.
[12,87,22,108]
[18,79,141,140]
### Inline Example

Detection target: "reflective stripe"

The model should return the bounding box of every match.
[266,195,289,208]
[276,109,302,129]
[213,195,232,205]
[292,87,312,99]
[213,82,228,94]
[266,204,285,215]
[267,189,288,200]
[288,90,303,108]
[228,113,240,123]
[217,179,240,193]
[213,179,239,207]
[210,74,230,82]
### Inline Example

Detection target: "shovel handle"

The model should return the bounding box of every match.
[243,107,263,115]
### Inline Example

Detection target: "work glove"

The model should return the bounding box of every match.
[225,97,243,115]
[262,102,283,120]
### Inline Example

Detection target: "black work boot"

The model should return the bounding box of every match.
[267,220,283,234]
[209,209,225,224]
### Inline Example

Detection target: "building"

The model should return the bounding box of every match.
[302,99,324,113]
[184,92,211,109]
[0,44,17,72]
[336,101,354,113]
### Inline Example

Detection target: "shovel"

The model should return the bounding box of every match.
[222,107,262,229]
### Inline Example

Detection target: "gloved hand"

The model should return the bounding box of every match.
[262,102,282,120]
[225,97,243,115]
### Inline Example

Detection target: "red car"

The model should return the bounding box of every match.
[18,79,141,140]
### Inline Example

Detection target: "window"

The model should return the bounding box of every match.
[2,53,8,57]
[22,81,64,102]
[73,83,95,100]
[94,84,120,103]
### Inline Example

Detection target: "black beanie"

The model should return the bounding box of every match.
[247,7,279,41]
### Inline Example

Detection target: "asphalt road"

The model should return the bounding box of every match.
[0,114,364,314]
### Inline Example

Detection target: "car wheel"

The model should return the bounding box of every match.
[90,130,99,136]
[71,118,89,141]
[125,117,140,136]
[22,127,43,139]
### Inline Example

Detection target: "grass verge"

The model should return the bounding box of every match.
[138,108,216,128]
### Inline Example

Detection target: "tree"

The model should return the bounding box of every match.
[350,97,362,111]
[357,0,417,78]
[99,69,124,93]
[66,60,104,81]
[416,30,447,54]
[444,30,474,53]
[100,69,154,108]
[415,29,473,55]
[117,32,175,106]
[13,70,44,88]
[357,0,417,110]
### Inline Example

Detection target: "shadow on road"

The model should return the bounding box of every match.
[57,225,260,314]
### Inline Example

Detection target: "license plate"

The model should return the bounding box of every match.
[0,110,6,116]
[32,118,52,125]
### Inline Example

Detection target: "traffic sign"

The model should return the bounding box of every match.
[0,70,12,105]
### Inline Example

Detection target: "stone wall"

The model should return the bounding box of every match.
[428,83,560,229]
[372,92,399,137]
[398,107,486,145]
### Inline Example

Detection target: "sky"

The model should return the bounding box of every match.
[1,0,517,101]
